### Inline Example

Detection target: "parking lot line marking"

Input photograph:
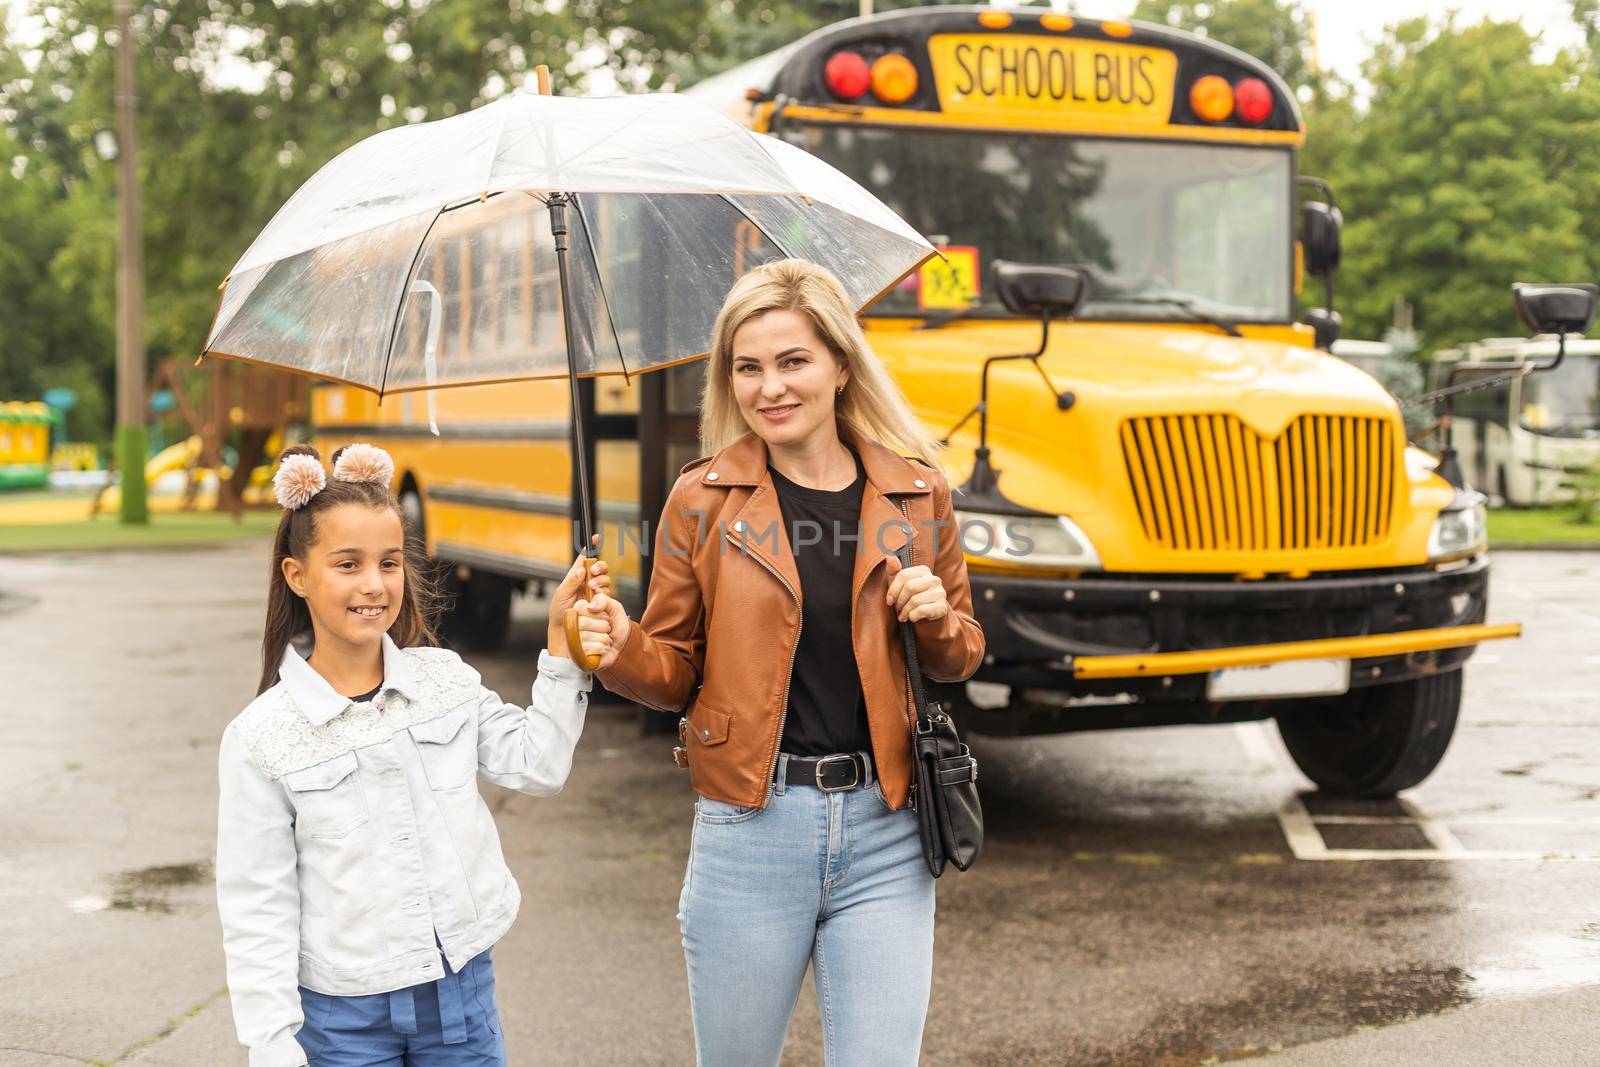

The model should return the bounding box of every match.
[1274,796,1600,862]
[1276,797,1329,860]
[1309,815,1600,826]
[1400,797,1468,856]
[1288,849,1600,861]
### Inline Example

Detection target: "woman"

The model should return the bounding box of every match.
[585,259,984,1065]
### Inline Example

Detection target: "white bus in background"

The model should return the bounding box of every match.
[1331,338,1427,435]
[1431,337,1600,506]
[1330,338,1396,379]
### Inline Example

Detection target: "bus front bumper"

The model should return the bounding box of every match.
[952,554,1515,734]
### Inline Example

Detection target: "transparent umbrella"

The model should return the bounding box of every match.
[204,84,934,666]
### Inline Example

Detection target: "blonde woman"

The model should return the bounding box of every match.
[585,259,984,1065]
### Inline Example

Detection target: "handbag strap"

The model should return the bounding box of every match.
[894,542,930,728]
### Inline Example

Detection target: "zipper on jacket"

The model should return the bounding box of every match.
[726,524,802,804]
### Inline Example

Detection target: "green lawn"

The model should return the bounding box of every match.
[1487,507,1600,546]
[0,509,280,554]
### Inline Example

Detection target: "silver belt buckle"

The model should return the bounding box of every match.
[814,753,860,793]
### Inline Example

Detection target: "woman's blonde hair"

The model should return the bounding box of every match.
[700,259,942,466]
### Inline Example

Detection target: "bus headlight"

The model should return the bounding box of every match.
[953,510,1102,570]
[1426,490,1487,562]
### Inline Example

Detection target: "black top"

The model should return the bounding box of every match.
[345,683,382,704]
[769,447,871,758]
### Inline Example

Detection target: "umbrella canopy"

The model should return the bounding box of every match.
[204,91,934,395]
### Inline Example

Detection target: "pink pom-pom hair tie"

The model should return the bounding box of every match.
[332,443,395,488]
[273,454,327,510]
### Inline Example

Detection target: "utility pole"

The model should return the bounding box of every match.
[114,0,148,523]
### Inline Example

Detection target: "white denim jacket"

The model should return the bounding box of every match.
[216,634,590,1067]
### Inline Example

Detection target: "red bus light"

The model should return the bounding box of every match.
[1235,78,1273,124]
[824,51,871,101]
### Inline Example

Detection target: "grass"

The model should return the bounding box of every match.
[4,501,1592,553]
[1487,507,1600,546]
[0,508,279,554]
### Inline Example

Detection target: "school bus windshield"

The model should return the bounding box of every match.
[783,124,1293,323]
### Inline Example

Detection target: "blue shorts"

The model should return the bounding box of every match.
[298,947,506,1067]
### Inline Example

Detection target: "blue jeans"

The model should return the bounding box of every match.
[678,757,936,1067]
[297,947,505,1066]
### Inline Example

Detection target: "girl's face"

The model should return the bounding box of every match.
[281,503,406,652]
[730,308,849,452]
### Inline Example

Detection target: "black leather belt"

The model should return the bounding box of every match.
[780,751,872,793]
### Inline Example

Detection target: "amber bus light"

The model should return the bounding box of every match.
[1190,75,1234,122]
[870,54,918,104]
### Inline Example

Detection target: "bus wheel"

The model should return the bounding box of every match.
[400,486,426,538]
[441,571,514,651]
[1273,670,1462,797]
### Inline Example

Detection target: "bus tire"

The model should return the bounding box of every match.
[441,570,514,652]
[1273,669,1462,797]
[400,485,426,540]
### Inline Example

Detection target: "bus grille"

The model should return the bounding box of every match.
[1118,414,1396,552]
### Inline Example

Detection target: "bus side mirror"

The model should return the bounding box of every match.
[992,261,1086,319]
[1512,282,1598,336]
[1301,202,1342,276]
[1307,308,1342,350]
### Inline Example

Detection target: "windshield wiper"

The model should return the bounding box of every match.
[913,306,987,330]
[1096,296,1243,337]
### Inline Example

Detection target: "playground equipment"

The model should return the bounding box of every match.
[125,357,308,514]
[0,402,52,490]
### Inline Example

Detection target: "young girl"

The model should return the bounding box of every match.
[216,443,611,1067]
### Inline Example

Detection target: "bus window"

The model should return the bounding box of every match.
[1452,375,1510,425]
[1521,353,1600,436]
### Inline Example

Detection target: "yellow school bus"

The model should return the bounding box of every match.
[314,6,1517,796]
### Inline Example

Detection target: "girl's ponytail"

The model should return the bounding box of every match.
[259,445,320,694]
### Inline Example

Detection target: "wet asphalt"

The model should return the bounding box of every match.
[0,543,1596,1066]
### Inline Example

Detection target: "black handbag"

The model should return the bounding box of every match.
[895,545,983,878]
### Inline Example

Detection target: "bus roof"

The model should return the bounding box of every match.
[684,5,1303,143]
[1330,339,1395,359]
[1438,336,1600,361]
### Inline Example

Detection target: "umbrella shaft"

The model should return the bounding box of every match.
[548,193,597,555]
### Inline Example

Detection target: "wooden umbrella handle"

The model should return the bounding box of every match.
[563,605,603,672]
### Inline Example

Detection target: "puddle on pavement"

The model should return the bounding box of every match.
[1470,934,1600,1000]
[69,861,213,915]
[0,590,38,616]
[1026,963,1473,1067]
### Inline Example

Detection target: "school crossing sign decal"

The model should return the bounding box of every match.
[918,246,980,311]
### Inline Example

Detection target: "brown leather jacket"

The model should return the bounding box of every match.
[597,421,985,811]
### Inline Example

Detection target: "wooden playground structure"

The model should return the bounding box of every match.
[95,357,309,516]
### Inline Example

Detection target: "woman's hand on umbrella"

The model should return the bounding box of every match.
[884,556,949,624]
[579,590,630,672]
[547,539,614,661]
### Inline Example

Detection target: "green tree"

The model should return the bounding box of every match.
[1132,0,1316,91]
[0,0,726,442]
[1313,17,1600,348]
